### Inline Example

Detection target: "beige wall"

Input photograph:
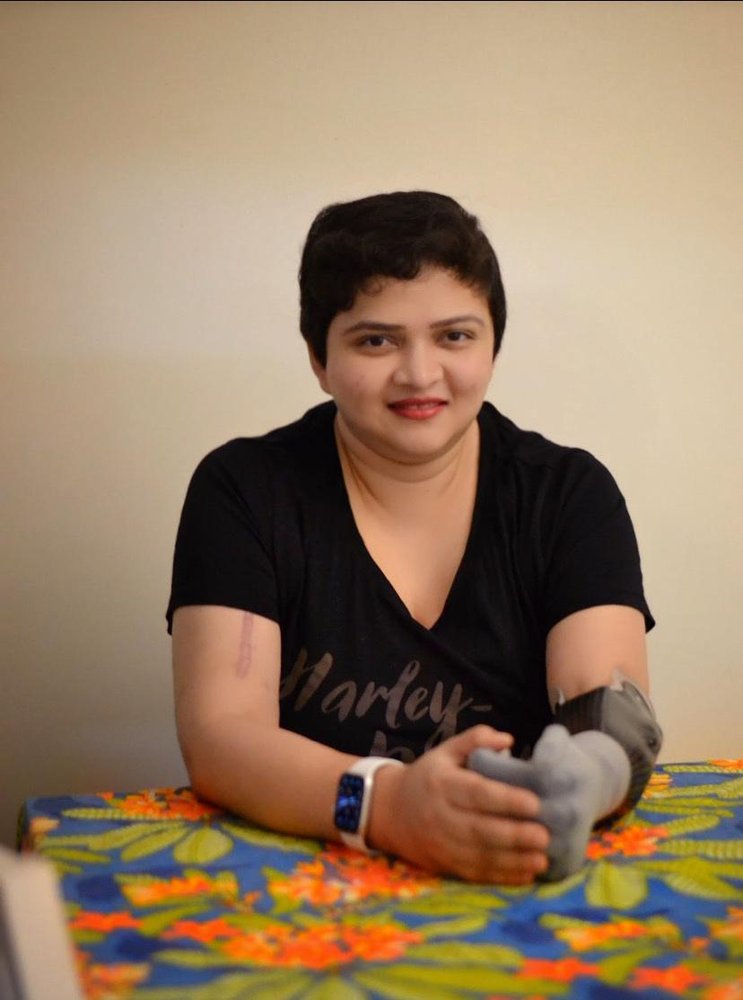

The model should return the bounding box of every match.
[2,1,741,846]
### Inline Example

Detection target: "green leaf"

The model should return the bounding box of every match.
[136,970,307,999]
[70,930,104,944]
[599,946,664,984]
[638,857,742,899]
[355,968,464,1000]
[662,839,743,860]
[638,857,743,879]
[121,827,189,861]
[46,823,175,851]
[263,865,292,882]
[665,764,738,773]
[395,890,505,915]
[534,868,588,899]
[62,807,152,821]
[48,860,82,875]
[222,820,320,854]
[651,780,743,800]
[268,894,304,916]
[694,860,743,878]
[154,948,241,969]
[405,941,522,967]
[355,963,566,995]
[657,814,722,837]
[663,869,741,900]
[138,903,209,936]
[416,913,489,939]
[42,846,110,865]
[247,973,315,1000]
[636,801,733,817]
[717,776,743,799]
[302,977,367,1000]
[539,912,596,931]
[586,862,648,909]
[291,912,344,930]
[173,827,233,865]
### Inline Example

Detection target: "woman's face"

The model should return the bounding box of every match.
[310,266,496,466]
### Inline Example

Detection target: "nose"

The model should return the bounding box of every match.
[391,342,442,389]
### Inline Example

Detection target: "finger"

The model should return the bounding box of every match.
[473,814,551,854]
[449,769,542,820]
[454,844,549,884]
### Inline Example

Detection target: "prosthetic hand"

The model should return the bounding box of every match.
[470,724,629,879]
[468,677,662,881]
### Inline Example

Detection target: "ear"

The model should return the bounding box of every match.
[307,343,331,394]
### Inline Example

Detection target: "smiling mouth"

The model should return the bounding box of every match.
[388,398,448,420]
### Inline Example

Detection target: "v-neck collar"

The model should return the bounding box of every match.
[330,408,489,633]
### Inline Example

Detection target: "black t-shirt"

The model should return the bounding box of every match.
[167,402,653,760]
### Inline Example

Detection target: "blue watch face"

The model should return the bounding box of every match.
[334,773,365,833]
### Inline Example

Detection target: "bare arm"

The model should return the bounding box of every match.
[546,604,649,702]
[173,604,549,883]
[173,605,355,839]
[469,604,654,879]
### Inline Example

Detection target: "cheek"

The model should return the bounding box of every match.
[454,358,494,392]
[326,361,374,398]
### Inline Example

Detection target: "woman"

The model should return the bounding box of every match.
[167,192,657,885]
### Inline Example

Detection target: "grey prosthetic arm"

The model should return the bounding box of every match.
[468,677,662,881]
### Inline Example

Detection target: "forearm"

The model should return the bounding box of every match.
[181,716,357,840]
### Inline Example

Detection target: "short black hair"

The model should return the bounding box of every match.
[299,191,506,366]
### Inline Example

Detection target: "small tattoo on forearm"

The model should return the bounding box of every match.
[235,612,254,679]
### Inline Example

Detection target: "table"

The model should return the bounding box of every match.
[19,761,743,999]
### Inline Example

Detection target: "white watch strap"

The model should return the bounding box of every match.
[336,756,403,854]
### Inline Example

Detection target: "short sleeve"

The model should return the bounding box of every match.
[165,442,279,633]
[541,452,654,634]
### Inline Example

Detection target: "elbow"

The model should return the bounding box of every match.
[176,724,220,805]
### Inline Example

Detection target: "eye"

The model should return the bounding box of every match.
[442,329,473,344]
[356,333,393,350]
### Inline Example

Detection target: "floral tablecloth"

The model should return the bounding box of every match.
[19,761,743,999]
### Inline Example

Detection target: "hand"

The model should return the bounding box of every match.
[469,724,629,880]
[368,726,550,885]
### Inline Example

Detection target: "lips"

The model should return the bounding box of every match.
[388,398,448,420]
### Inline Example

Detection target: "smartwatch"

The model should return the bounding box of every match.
[333,757,404,854]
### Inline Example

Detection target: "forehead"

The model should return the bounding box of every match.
[339,267,490,325]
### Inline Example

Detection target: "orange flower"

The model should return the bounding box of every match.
[340,925,423,962]
[23,815,60,849]
[645,772,672,795]
[271,844,439,907]
[71,911,141,932]
[704,981,743,1000]
[587,824,668,860]
[101,788,223,821]
[270,859,344,906]
[520,958,599,982]
[219,921,422,969]
[556,918,665,951]
[163,917,244,943]
[632,965,708,993]
[75,950,149,999]
[709,906,743,944]
[120,870,238,907]
[689,936,710,954]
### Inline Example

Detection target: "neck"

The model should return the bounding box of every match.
[334,416,480,519]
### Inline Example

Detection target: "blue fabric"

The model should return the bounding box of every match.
[20,762,743,998]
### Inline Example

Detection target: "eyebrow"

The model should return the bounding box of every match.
[341,314,486,336]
